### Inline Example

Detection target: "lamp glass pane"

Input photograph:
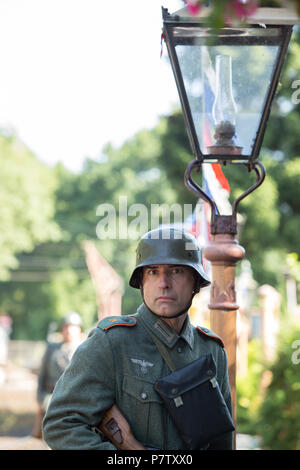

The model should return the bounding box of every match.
[173,26,283,159]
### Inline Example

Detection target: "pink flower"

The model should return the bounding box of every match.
[185,0,203,16]
[229,0,258,19]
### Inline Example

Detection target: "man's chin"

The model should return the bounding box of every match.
[144,299,188,319]
[151,303,177,317]
[156,311,174,318]
[152,308,184,318]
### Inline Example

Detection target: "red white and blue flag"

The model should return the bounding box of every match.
[185,47,231,266]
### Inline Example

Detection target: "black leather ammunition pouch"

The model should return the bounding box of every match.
[154,353,235,450]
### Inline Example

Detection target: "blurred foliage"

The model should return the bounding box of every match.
[237,326,300,450]
[236,339,265,434]
[257,325,300,449]
[0,130,61,279]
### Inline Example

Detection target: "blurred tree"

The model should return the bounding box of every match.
[257,325,300,449]
[236,339,264,434]
[0,130,61,279]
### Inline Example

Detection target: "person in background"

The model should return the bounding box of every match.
[32,312,83,438]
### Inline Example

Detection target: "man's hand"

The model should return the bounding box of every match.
[97,404,146,450]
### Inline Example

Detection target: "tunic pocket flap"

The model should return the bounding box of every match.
[123,374,162,404]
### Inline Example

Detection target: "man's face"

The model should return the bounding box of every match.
[61,324,82,343]
[141,264,196,317]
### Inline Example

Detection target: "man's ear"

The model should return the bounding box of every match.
[193,275,201,294]
[138,268,144,289]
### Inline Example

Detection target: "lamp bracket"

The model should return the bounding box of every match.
[184,160,266,235]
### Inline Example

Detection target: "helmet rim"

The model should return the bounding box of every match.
[129,228,210,291]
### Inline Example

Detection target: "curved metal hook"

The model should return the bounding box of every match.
[184,159,266,218]
[232,161,266,217]
[184,160,219,214]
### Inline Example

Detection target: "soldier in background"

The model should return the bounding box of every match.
[32,312,83,438]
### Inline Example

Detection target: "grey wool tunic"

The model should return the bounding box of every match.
[43,303,233,450]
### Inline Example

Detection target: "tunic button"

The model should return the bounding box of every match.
[177,347,182,353]
[141,392,148,400]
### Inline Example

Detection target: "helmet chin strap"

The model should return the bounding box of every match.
[141,289,195,319]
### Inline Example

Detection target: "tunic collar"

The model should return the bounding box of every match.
[137,303,194,350]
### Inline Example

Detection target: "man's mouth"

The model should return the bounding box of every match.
[156,296,175,302]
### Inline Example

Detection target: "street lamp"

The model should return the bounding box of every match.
[162,3,299,443]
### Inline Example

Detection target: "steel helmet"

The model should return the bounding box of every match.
[61,312,82,328]
[129,227,210,292]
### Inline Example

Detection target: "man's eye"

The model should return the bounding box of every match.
[171,267,182,274]
[148,269,157,275]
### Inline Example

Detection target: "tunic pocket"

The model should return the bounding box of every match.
[123,374,162,404]
[122,374,163,447]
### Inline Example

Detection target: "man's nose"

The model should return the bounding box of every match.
[158,272,170,288]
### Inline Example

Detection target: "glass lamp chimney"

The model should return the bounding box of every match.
[212,55,237,147]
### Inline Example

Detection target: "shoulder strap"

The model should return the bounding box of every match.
[98,315,136,331]
[138,317,176,372]
[197,326,224,348]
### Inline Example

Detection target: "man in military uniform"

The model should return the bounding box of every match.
[43,228,233,450]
